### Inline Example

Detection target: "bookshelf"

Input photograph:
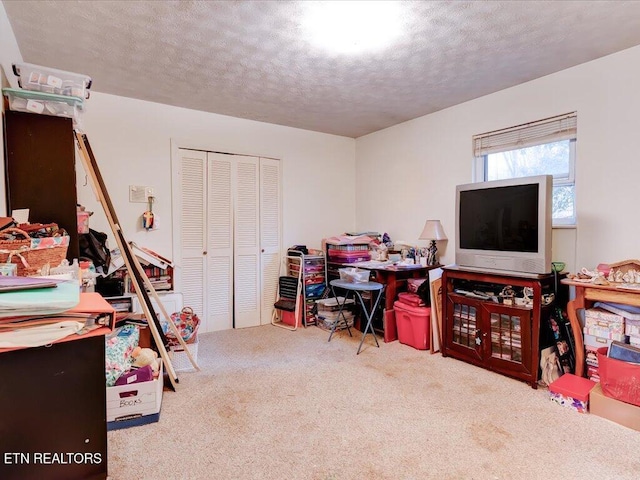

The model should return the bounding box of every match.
[100,244,180,317]
[107,243,174,294]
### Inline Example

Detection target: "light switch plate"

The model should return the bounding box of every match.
[129,185,152,203]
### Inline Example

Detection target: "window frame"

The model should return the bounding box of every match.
[472,118,577,228]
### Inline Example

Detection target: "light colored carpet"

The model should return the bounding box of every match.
[108,325,640,480]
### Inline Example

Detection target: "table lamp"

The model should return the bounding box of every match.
[419,220,447,266]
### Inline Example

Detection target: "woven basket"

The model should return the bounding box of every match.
[161,307,200,345]
[0,227,69,276]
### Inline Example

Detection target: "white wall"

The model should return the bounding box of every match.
[1,1,355,277]
[4,0,640,274]
[0,0,22,216]
[76,92,356,260]
[356,45,640,272]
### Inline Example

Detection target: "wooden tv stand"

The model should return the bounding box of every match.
[442,266,559,388]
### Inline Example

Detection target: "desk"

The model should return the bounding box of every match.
[329,279,384,354]
[359,264,441,343]
[563,279,640,378]
[0,293,113,480]
[0,334,108,480]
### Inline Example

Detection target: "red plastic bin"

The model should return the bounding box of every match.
[281,305,304,327]
[281,295,303,327]
[397,292,424,307]
[393,301,431,350]
[597,346,640,407]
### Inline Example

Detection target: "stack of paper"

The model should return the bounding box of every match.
[0,279,79,317]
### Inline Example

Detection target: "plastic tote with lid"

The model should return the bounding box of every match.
[13,62,92,99]
[2,88,84,124]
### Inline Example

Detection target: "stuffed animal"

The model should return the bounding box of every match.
[131,346,159,373]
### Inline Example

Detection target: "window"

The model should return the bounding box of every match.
[473,113,577,227]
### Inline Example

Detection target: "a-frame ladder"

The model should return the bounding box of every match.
[74,132,199,390]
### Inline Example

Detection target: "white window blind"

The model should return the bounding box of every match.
[473,112,577,157]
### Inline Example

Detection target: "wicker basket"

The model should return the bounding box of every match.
[0,227,69,276]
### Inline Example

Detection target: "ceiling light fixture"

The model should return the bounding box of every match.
[302,1,404,55]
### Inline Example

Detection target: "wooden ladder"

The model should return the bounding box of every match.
[74,131,199,390]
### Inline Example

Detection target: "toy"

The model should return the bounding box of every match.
[131,346,159,372]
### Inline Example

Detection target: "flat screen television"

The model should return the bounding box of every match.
[455,175,552,275]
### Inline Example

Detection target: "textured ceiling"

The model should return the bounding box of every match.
[4,0,640,138]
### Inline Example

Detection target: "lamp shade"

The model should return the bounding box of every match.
[419,220,447,241]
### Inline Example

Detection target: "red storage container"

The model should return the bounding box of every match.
[393,301,430,350]
[397,292,424,307]
[597,346,640,407]
[281,295,303,327]
[282,309,301,327]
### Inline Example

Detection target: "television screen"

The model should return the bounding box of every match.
[459,184,539,253]
[455,175,552,275]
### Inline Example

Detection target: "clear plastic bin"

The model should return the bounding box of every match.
[3,88,84,124]
[13,62,91,99]
[338,267,370,283]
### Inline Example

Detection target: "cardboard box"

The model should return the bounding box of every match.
[625,318,640,336]
[107,361,163,427]
[585,307,625,326]
[548,373,596,413]
[107,412,160,431]
[583,325,625,341]
[589,383,640,432]
[583,333,617,349]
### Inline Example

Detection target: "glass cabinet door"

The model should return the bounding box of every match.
[484,303,532,374]
[447,295,483,361]
[489,311,522,362]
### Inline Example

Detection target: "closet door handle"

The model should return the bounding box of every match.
[203,251,207,255]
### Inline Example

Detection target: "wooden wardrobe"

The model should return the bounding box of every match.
[3,110,79,259]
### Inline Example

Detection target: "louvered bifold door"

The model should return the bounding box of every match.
[260,158,281,325]
[207,153,234,331]
[177,149,208,330]
[233,155,261,328]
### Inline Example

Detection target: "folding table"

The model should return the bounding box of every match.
[329,279,384,354]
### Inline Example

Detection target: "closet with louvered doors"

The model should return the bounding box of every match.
[172,149,281,333]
